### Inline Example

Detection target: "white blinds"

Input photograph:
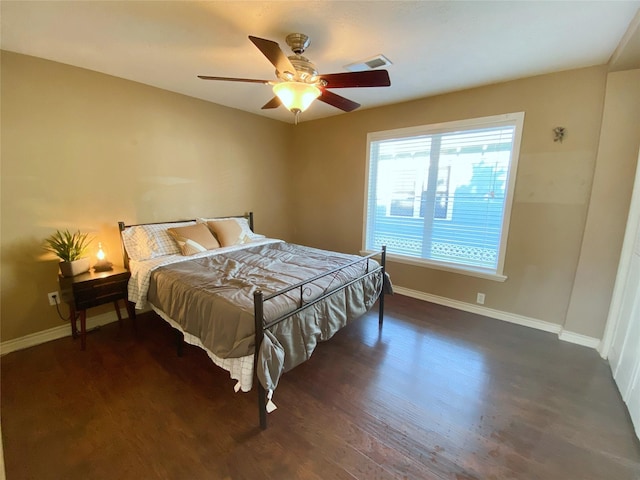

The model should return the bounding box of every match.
[365,113,523,275]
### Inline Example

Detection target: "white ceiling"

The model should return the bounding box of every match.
[2,1,639,124]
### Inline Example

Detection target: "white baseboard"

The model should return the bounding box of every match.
[393,286,601,350]
[558,329,602,350]
[1,290,602,355]
[0,311,119,356]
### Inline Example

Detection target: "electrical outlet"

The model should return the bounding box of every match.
[476,292,486,305]
[47,291,59,306]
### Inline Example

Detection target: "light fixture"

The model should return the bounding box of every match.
[272,82,321,124]
[93,242,113,272]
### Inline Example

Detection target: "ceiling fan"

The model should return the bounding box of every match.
[198,33,391,123]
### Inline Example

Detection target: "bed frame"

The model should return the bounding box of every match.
[118,212,387,429]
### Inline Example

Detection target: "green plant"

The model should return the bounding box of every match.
[44,229,92,262]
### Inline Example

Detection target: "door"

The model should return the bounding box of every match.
[603,149,640,439]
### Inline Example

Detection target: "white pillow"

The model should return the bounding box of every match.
[121,221,197,261]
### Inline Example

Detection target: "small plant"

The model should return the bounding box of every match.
[44,229,92,262]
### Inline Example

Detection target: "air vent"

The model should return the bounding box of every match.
[345,54,393,72]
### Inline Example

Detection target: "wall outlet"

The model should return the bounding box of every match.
[476,292,486,305]
[47,291,59,306]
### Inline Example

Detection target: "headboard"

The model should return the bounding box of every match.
[117,212,254,271]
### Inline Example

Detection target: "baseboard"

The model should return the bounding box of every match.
[1,290,602,355]
[558,330,602,350]
[0,311,119,356]
[393,286,601,350]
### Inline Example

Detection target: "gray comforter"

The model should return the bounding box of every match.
[147,242,384,391]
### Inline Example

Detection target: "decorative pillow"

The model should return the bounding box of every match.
[198,217,265,242]
[167,223,220,255]
[121,221,196,261]
[206,219,252,247]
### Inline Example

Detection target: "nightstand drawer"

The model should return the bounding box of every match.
[74,282,128,309]
[72,275,128,294]
[59,268,131,310]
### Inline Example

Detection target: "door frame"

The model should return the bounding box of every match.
[600,148,640,359]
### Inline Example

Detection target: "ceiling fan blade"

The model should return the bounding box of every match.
[318,89,360,112]
[197,75,271,84]
[319,70,391,88]
[248,36,296,76]
[261,97,282,109]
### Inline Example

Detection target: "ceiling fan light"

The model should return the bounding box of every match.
[273,82,321,113]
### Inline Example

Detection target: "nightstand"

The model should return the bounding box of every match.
[59,266,136,350]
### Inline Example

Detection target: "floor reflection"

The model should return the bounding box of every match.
[368,314,488,438]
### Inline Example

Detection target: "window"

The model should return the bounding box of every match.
[363,112,524,279]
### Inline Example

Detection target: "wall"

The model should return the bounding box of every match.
[0,51,293,342]
[565,69,640,339]
[290,66,612,336]
[2,51,635,345]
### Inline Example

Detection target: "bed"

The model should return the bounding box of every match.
[118,213,387,428]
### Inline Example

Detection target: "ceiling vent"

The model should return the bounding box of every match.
[345,54,393,72]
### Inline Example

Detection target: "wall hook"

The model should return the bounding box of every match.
[553,126,566,143]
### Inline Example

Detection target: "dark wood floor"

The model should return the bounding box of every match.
[2,294,639,480]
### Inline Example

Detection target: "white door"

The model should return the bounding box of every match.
[603,149,640,439]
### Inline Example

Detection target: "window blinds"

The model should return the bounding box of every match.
[365,115,522,275]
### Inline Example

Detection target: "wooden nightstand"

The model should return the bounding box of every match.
[59,266,136,350]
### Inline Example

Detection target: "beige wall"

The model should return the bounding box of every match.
[2,50,635,345]
[1,51,293,341]
[565,69,640,339]
[290,67,611,333]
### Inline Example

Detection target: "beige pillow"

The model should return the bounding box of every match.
[167,223,220,255]
[197,217,265,241]
[207,219,249,247]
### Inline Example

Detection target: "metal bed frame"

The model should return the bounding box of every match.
[253,246,386,428]
[118,212,387,429]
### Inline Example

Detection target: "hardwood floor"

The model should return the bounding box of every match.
[2,294,639,479]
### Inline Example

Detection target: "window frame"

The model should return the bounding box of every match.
[362,112,525,281]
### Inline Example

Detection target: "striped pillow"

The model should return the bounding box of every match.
[122,221,197,261]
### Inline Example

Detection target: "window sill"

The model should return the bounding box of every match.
[362,250,508,282]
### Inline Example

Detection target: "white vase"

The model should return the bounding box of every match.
[59,257,90,277]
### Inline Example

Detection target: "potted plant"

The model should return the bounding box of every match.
[44,229,92,277]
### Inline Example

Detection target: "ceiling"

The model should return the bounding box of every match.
[2,1,639,124]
